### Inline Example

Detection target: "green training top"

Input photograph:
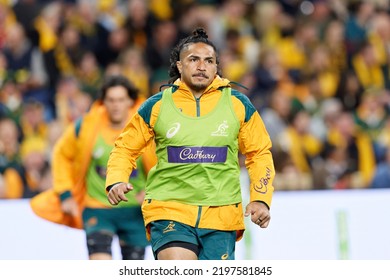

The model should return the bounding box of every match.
[145,87,241,206]
[86,133,146,207]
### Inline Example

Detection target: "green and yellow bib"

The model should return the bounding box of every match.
[146,87,241,206]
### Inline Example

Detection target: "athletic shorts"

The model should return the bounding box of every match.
[82,207,149,247]
[149,220,236,260]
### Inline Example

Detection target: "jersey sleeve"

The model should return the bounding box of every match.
[232,90,275,208]
[52,123,79,195]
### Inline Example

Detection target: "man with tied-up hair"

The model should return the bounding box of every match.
[106,28,275,260]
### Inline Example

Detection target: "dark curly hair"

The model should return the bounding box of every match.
[99,75,139,101]
[168,28,221,84]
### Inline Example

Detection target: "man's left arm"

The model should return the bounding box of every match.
[238,111,275,227]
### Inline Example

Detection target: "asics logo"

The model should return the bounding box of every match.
[166,122,181,139]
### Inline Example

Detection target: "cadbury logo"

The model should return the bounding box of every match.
[167,146,228,163]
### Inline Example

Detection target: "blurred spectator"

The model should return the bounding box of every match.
[65,0,101,53]
[312,143,349,189]
[55,76,92,127]
[1,135,49,198]
[272,150,312,191]
[145,20,178,74]
[261,89,292,142]
[376,116,390,158]
[290,72,318,115]
[325,111,376,188]
[75,51,103,100]
[249,47,289,110]
[104,62,123,77]
[323,19,347,75]
[0,2,16,48]
[0,50,10,87]
[119,46,150,99]
[335,69,363,111]
[344,0,375,64]
[370,148,390,189]
[210,0,259,72]
[218,28,258,85]
[174,2,215,40]
[33,1,63,92]
[0,117,21,174]
[19,100,48,142]
[54,24,87,79]
[310,97,343,142]
[368,10,390,91]
[351,40,388,90]
[3,22,52,119]
[253,0,287,47]
[12,0,42,46]
[308,0,335,37]
[123,0,156,50]
[0,80,23,123]
[96,25,130,68]
[353,87,389,163]
[149,0,173,21]
[0,51,24,122]
[208,0,255,50]
[306,44,340,100]
[275,19,318,83]
[96,0,124,33]
[0,117,22,198]
[275,109,323,175]
[352,88,388,148]
[20,135,49,192]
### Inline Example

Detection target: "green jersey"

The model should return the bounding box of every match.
[86,134,146,207]
[146,87,242,206]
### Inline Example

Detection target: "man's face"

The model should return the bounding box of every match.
[177,42,218,93]
[103,85,133,125]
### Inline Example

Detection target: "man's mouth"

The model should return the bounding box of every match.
[193,73,208,79]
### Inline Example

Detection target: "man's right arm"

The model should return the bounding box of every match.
[105,112,155,191]
[52,124,79,215]
[106,93,162,205]
[52,124,78,194]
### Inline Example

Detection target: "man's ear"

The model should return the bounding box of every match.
[176,61,182,74]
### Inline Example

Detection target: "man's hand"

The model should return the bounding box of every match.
[107,183,133,205]
[61,197,79,217]
[245,201,271,228]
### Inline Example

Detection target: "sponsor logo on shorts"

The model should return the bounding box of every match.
[221,253,229,260]
[86,216,98,227]
[163,221,176,233]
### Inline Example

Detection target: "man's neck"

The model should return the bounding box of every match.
[109,120,126,130]
[192,91,203,99]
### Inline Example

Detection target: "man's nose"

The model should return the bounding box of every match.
[197,60,206,70]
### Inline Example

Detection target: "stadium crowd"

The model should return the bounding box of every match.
[0,0,390,199]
